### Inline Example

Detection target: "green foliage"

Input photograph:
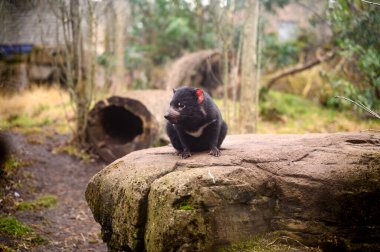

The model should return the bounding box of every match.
[165,17,195,42]
[328,0,380,108]
[261,0,291,11]
[128,0,216,65]
[0,216,32,237]
[97,52,114,68]
[257,90,380,133]
[260,90,328,120]
[262,28,318,72]
[262,34,300,70]
[124,45,148,70]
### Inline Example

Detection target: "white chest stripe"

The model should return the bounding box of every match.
[185,120,216,138]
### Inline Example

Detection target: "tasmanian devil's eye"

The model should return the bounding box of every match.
[177,103,185,110]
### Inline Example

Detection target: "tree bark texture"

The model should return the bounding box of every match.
[239,0,260,133]
[112,0,127,93]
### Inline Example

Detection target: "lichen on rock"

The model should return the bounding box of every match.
[86,132,380,251]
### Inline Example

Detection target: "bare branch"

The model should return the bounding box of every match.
[361,0,380,7]
[335,96,380,119]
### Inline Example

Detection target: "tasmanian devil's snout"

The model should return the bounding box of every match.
[164,107,180,124]
[164,87,227,159]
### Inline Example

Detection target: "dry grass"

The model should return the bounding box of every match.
[1,86,378,136]
[220,232,321,252]
[0,86,74,133]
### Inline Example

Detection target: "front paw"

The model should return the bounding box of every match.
[209,147,221,157]
[175,148,191,159]
[180,150,192,159]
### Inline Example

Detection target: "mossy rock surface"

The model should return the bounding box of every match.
[85,132,380,251]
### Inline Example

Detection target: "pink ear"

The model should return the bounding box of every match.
[195,88,204,104]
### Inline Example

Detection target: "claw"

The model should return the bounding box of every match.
[181,151,192,159]
[209,148,221,157]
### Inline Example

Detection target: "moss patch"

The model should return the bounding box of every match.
[0,215,49,249]
[179,204,194,210]
[30,234,48,245]
[0,114,52,129]
[0,216,32,237]
[1,155,28,176]
[17,194,58,211]
[173,195,195,210]
[220,233,321,252]
[52,144,92,162]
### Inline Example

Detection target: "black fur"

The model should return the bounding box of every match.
[164,87,227,158]
[0,132,11,172]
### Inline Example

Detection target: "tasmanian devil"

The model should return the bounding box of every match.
[164,87,228,159]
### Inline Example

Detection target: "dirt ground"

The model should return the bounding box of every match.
[1,129,107,251]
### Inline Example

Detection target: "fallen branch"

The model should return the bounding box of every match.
[266,50,335,89]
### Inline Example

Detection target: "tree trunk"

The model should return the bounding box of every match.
[70,0,88,146]
[112,0,127,93]
[222,45,229,122]
[239,0,260,133]
[195,0,204,49]
[83,0,98,145]
[103,0,115,90]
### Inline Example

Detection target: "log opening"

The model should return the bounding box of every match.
[86,90,171,163]
[100,105,143,145]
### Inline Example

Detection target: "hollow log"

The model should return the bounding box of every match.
[86,132,380,251]
[166,50,222,96]
[86,90,171,163]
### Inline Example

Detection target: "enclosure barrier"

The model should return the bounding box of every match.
[86,90,171,163]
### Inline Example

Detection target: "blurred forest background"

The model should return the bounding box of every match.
[0,0,379,141]
[0,0,380,250]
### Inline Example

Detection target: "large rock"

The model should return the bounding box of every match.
[85,132,380,251]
